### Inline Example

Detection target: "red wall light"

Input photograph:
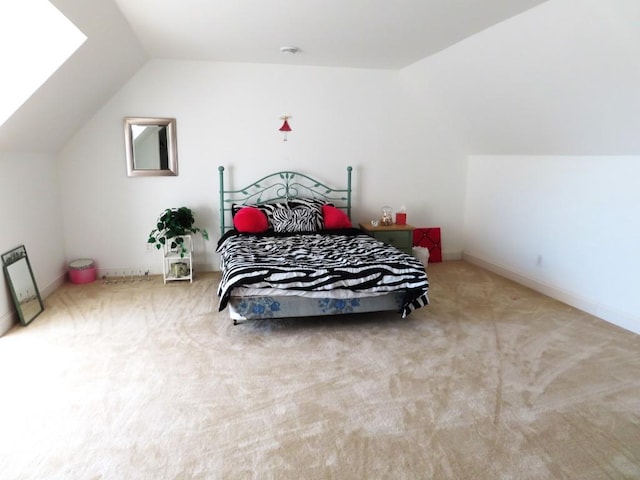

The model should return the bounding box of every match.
[279,115,291,141]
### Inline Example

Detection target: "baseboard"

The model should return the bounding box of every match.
[463,254,639,335]
[0,310,17,337]
[10,256,633,336]
[195,262,216,273]
[443,250,462,261]
[95,262,218,279]
[40,273,66,299]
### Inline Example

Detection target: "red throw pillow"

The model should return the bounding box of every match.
[233,207,268,233]
[322,204,352,229]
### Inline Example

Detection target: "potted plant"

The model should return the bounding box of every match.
[147,207,209,257]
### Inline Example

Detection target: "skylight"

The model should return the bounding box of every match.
[0,0,86,127]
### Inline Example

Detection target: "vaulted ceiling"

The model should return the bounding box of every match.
[113,0,547,69]
[0,0,147,153]
[0,0,551,153]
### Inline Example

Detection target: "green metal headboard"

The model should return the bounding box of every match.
[218,166,352,236]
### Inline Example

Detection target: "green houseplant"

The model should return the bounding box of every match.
[148,207,209,257]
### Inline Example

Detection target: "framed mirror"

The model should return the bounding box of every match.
[2,245,44,326]
[124,117,178,177]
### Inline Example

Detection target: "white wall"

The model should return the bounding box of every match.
[397,0,640,334]
[401,0,640,156]
[14,0,640,338]
[464,156,640,334]
[409,0,640,334]
[57,59,467,277]
[0,153,66,334]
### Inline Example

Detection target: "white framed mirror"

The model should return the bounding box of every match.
[124,117,178,177]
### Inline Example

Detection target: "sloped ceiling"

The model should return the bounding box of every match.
[0,0,548,154]
[0,0,148,153]
[402,0,640,155]
[2,0,637,156]
[113,0,547,69]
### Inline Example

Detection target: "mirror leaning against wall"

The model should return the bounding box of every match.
[124,117,178,177]
[2,245,44,326]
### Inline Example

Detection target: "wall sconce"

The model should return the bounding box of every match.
[279,115,292,141]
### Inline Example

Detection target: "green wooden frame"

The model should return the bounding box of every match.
[218,166,352,237]
[2,245,44,326]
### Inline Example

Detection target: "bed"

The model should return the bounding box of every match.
[216,166,429,324]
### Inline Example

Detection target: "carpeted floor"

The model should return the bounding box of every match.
[0,261,638,479]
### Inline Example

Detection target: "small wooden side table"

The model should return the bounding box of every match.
[359,223,415,255]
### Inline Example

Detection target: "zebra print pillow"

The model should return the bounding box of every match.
[287,198,330,230]
[271,207,318,232]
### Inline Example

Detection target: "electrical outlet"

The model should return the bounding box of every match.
[536,255,543,267]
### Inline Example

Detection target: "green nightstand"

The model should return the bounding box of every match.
[359,223,415,255]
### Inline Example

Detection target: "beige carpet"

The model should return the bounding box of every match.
[0,261,638,479]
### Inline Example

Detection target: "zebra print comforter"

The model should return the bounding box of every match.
[216,228,429,317]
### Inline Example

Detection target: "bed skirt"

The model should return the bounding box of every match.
[228,292,405,322]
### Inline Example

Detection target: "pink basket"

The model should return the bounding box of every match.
[69,259,96,284]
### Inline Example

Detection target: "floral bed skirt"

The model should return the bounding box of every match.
[227,292,405,321]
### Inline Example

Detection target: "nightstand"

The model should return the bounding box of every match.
[359,223,415,255]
